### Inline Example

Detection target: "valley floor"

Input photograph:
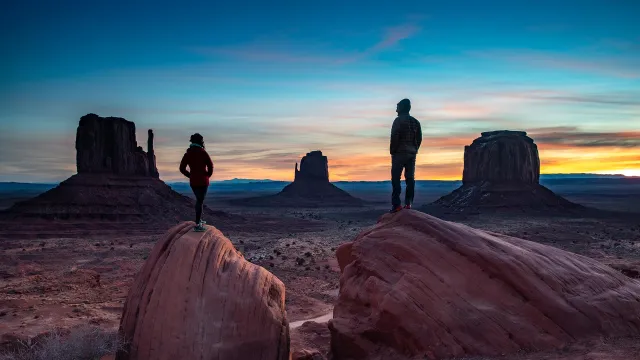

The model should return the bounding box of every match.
[1,183,640,359]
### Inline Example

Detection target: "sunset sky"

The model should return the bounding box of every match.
[1,0,639,182]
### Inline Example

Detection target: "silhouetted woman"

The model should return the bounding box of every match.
[179,133,214,231]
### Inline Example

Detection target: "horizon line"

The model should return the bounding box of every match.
[1,172,637,185]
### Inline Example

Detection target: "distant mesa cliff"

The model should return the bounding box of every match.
[462,130,539,185]
[76,113,159,177]
[294,150,329,182]
[432,130,579,211]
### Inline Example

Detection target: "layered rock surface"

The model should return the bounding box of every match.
[329,210,640,360]
[235,151,363,207]
[433,131,577,211]
[116,222,290,360]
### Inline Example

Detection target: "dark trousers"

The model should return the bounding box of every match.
[391,153,416,207]
[190,185,208,224]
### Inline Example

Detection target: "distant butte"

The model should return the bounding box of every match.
[431,130,580,212]
[75,113,159,177]
[3,114,235,224]
[234,151,363,207]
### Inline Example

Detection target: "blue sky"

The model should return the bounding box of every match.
[1,0,639,181]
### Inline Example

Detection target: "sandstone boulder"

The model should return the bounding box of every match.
[116,222,290,360]
[329,210,640,360]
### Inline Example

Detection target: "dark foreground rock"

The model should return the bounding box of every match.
[116,222,290,360]
[329,210,640,360]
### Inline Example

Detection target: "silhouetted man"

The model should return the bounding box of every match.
[179,133,214,231]
[389,98,422,213]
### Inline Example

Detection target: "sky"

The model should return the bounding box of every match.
[1,0,639,182]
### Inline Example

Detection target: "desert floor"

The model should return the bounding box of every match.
[1,180,640,359]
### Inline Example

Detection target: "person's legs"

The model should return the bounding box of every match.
[404,155,416,207]
[391,155,403,209]
[191,185,207,225]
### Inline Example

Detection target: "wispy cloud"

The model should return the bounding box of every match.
[370,24,421,52]
[196,21,421,65]
[530,128,640,148]
[470,49,640,79]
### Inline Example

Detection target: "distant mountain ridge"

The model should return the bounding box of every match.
[0,173,635,189]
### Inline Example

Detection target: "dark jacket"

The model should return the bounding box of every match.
[179,144,214,187]
[390,113,422,155]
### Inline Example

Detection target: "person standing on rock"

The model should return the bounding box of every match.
[389,98,422,213]
[179,133,214,231]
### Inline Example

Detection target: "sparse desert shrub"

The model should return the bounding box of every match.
[0,325,125,360]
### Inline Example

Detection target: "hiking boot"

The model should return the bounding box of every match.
[193,224,206,232]
[389,206,403,214]
[404,204,412,210]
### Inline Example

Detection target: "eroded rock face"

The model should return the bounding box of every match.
[116,222,290,360]
[463,130,540,185]
[295,151,329,182]
[432,130,577,211]
[76,113,158,177]
[329,210,640,360]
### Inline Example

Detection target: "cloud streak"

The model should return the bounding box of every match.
[197,22,421,65]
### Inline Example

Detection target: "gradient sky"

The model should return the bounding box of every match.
[1,0,639,182]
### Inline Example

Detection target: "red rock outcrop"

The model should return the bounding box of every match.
[76,113,158,177]
[116,222,290,360]
[433,131,577,211]
[329,210,640,360]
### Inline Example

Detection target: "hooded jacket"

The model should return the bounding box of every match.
[390,101,422,155]
[179,144,214,187]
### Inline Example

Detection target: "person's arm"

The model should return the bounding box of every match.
[390,118,400,155]
[416,120,422,150]
[205,152,214,178]
[179,153,190,178]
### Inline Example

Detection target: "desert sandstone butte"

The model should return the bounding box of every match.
[433,130,578,211]
[234,150,363,207]
[116,222,290,360]
[330,210,640,360]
